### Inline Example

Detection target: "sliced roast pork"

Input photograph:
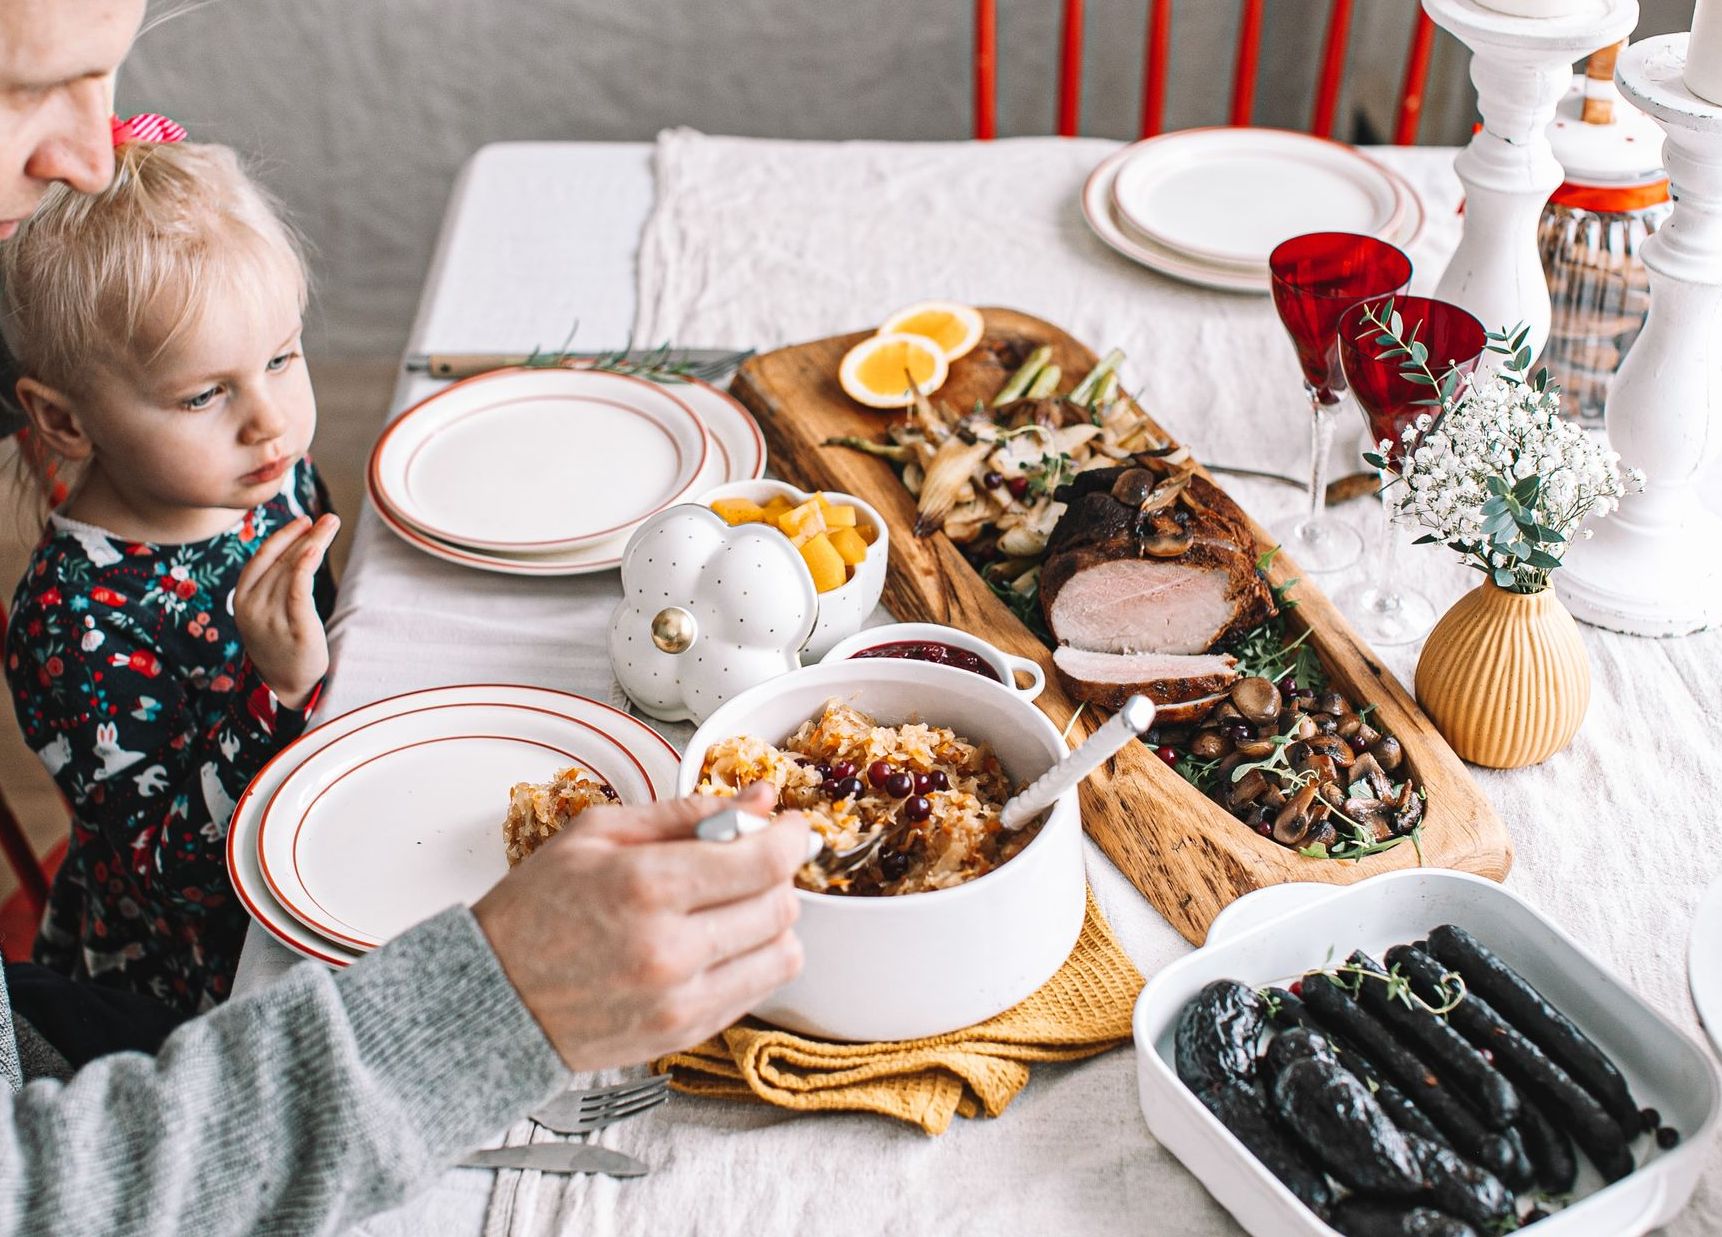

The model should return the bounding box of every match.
[1041,465,1275,656]
[1052,646,1239,716]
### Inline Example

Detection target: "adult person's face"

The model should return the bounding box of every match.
[0,0,145,238]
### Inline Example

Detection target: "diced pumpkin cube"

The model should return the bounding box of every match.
[777,499,827,543]
[760,496,794,520]
[799,533,847,593]
[828,526,869,566]
[855,522,878,544]
[820,501,858,528]
[711,498,767,526]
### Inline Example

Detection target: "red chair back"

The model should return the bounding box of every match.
[973,0,1437,145]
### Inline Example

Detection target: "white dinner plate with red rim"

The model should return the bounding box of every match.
[370,367,710,553]
[1689,875,1722,1059]
[1110,127,1404,269]
[370,376,766,576]
[1082,141,1425,294]
[229,685,678,963]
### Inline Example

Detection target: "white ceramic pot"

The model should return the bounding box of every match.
[679,659,1085,1042]
[820,621,1047,701]
[1133,870,1720,1237]
[696,480,888,661]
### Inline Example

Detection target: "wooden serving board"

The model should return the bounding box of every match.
[730,308,1511,945]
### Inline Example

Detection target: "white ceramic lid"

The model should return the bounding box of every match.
[609,504,818,725]
[1549,72,1667,188]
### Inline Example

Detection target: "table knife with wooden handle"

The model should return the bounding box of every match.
[404,348,747,380]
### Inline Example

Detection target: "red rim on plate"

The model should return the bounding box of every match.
[255,699,661,951]
[369,374,766,576]
[369,367,710,553]
[229,684,679,963]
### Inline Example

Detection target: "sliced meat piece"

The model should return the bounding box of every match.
[1053,646,1238,711]
[1042,546,1274,654]
[1041,471,1275,654]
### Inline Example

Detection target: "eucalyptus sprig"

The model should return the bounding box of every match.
[1354,302,1642,595]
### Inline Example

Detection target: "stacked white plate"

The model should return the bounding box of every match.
[228,684,680,965]
[368,367,766,576]
[1082,127,1427,294]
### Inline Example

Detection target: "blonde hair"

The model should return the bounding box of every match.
[0,140,307,505]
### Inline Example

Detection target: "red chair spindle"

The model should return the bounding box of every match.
[975,0,998,140]
[0,792,47,911]
[1230,0,1264,127]
[1139,0,1173,138]
[1395,11,1437,145]
[1058,0,1086,137]
[1311,0,1355,138]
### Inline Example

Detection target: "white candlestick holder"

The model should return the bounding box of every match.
[1423,0,1638,360]
[1557,35,1722,635]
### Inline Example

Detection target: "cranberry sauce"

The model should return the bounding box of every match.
[851,640,1001,682]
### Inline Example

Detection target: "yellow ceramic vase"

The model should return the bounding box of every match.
[1415,582,1591,770]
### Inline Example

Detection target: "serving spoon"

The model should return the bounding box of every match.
[999,694,1157,831]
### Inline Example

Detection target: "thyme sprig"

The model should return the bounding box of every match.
[1312,958,1468,1016]
[517,325,754,384]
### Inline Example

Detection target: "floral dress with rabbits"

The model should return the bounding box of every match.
[4,460,334,1014]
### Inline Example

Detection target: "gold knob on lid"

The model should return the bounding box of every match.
[650,606,697,654]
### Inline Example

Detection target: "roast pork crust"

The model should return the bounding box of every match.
[1040,479,1276,655]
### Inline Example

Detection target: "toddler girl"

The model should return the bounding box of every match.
[0,138,339,1013]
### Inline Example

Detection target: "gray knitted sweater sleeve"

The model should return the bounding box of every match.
[0,907,570,1236]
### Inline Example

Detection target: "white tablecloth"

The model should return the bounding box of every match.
[236,134,1722,1237]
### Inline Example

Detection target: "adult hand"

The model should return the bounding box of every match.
[471,783,809,1071]
[234,514,339,709]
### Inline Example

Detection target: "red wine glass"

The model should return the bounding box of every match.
[1338,295,1487,645]
[1268,233,1413,573]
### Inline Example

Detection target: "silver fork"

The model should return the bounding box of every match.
[527,1075,670,1136]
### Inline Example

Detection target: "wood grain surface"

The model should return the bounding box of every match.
[730,308,1511,945]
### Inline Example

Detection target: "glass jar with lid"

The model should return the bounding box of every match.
[1539,42,1671,426]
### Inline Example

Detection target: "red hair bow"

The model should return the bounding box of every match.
[110,113,187,146]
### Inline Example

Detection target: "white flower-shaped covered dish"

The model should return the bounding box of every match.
[608,505,818,724]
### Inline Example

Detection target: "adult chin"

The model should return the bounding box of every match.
[0,219,21,241]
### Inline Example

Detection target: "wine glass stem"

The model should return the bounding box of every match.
[1307,387,1337,524]
[1371,467,1402,608]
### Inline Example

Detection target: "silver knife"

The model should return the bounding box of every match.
[403,347,749,381]
[458,1144,649,1177]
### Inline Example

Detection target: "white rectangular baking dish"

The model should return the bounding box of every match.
[1133,870,1719,1236]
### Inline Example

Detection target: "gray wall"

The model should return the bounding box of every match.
[115,0,1696,359]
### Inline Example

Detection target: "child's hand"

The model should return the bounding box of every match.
[235,514,340,710]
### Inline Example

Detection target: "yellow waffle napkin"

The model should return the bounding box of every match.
[652,889,1143,1135]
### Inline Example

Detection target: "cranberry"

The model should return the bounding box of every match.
[1657,1126,1681,1150]
[1348,733,1370,753]
[1006,476,1030,500]
[867,760,892,788]
[1254,821,1272,838]
[1224,721,1252,744]
[1289,980,1304,997]
[1156,745,1179,766]
[1641,1107,1662,1133]
[982,470,1004,490]
[821,778,842,798]
[928,770,949,792]
[829,760,856,782]
[832,776,864,801]
[904,795,931,822]
[1278,674,1298,695]
[912,771,934,795]
[884,771,914,798]
[814,763,832,781]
